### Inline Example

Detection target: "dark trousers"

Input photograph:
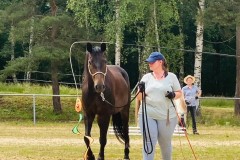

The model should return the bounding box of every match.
[187,106,197,132]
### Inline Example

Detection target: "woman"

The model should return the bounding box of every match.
[136,52,182,160]
[182,75,201,135]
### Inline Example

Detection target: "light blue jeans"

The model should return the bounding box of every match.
[139,115,177,160]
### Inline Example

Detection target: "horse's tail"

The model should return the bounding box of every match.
[112,112,125,144]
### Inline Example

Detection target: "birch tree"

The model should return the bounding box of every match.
[26,8,35,81]
[68,0,145,66]
[153,0,160,52]
[115,0,121,65]
[138,0,184,75]
[9,25,17,83]
[0,0,37,82]
[194,0,205,90]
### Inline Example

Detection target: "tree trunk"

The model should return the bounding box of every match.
[51,60,62,114]
[235,25,240,116]
[194,0,205,116]
[115,0,121,66]
[194,0,205,90]
[137,39,141,80]
[177,7,185,85]
[26,15,34,81]
[179,32,185,86]
[153,0,160,52]
[50,0,62,114]
[10,25,17,83]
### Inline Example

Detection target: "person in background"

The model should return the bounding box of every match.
[182,75,202,135]
[136,51,182,160]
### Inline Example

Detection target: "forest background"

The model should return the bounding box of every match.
[0,0,240,115]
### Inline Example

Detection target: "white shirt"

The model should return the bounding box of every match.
[138,72,181,120]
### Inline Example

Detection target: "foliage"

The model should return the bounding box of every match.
[0,57,29,81]
[205,0,240,27]
[0,0,238,98]
[0,0,85,83]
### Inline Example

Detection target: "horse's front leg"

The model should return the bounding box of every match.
[97,115,111,160]
[84,113,96,160]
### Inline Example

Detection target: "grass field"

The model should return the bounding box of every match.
[1,83,240,159]
[0,122,240,160]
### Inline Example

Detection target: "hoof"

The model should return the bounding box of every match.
[83,151,95,160]
[84,155,95,160]
[97,155,104,160]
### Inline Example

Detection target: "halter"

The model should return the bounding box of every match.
[88,60,108,79]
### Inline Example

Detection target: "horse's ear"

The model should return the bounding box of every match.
[87,43,92,53]
[101,43,106,52]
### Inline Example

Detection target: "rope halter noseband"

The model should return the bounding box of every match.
[88,60,108,80]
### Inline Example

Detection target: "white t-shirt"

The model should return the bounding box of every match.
[138,72,181,120]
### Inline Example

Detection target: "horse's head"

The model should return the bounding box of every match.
[86,43,107,93]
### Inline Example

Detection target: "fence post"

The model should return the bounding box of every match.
[33,94,36,125]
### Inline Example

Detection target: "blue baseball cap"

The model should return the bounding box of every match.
[145,52,165,63]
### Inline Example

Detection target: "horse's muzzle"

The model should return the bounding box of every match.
[95,84,105,93]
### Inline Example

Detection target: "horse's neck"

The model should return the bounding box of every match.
[82,68,94,88]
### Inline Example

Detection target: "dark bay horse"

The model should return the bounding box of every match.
[81,43,130,160]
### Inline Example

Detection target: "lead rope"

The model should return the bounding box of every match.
[69,42,82,134]
[141,90,153,154]
[170,99,198,160]
[69,42,94,160]
[69,42,83,135]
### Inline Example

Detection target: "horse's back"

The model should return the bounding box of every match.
[107,65,129,81]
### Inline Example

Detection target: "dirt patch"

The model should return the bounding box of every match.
[1,136,239,147]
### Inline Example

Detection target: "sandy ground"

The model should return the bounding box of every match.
[1,132,240,147]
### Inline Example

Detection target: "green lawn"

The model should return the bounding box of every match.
[1,83,240,159]
[0,122,240,160]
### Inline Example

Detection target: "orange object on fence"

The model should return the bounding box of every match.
[75,97,82,112]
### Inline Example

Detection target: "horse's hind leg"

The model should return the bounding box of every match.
[84,114,95,160]
[121,106,130,160]
[97,115,110,160]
